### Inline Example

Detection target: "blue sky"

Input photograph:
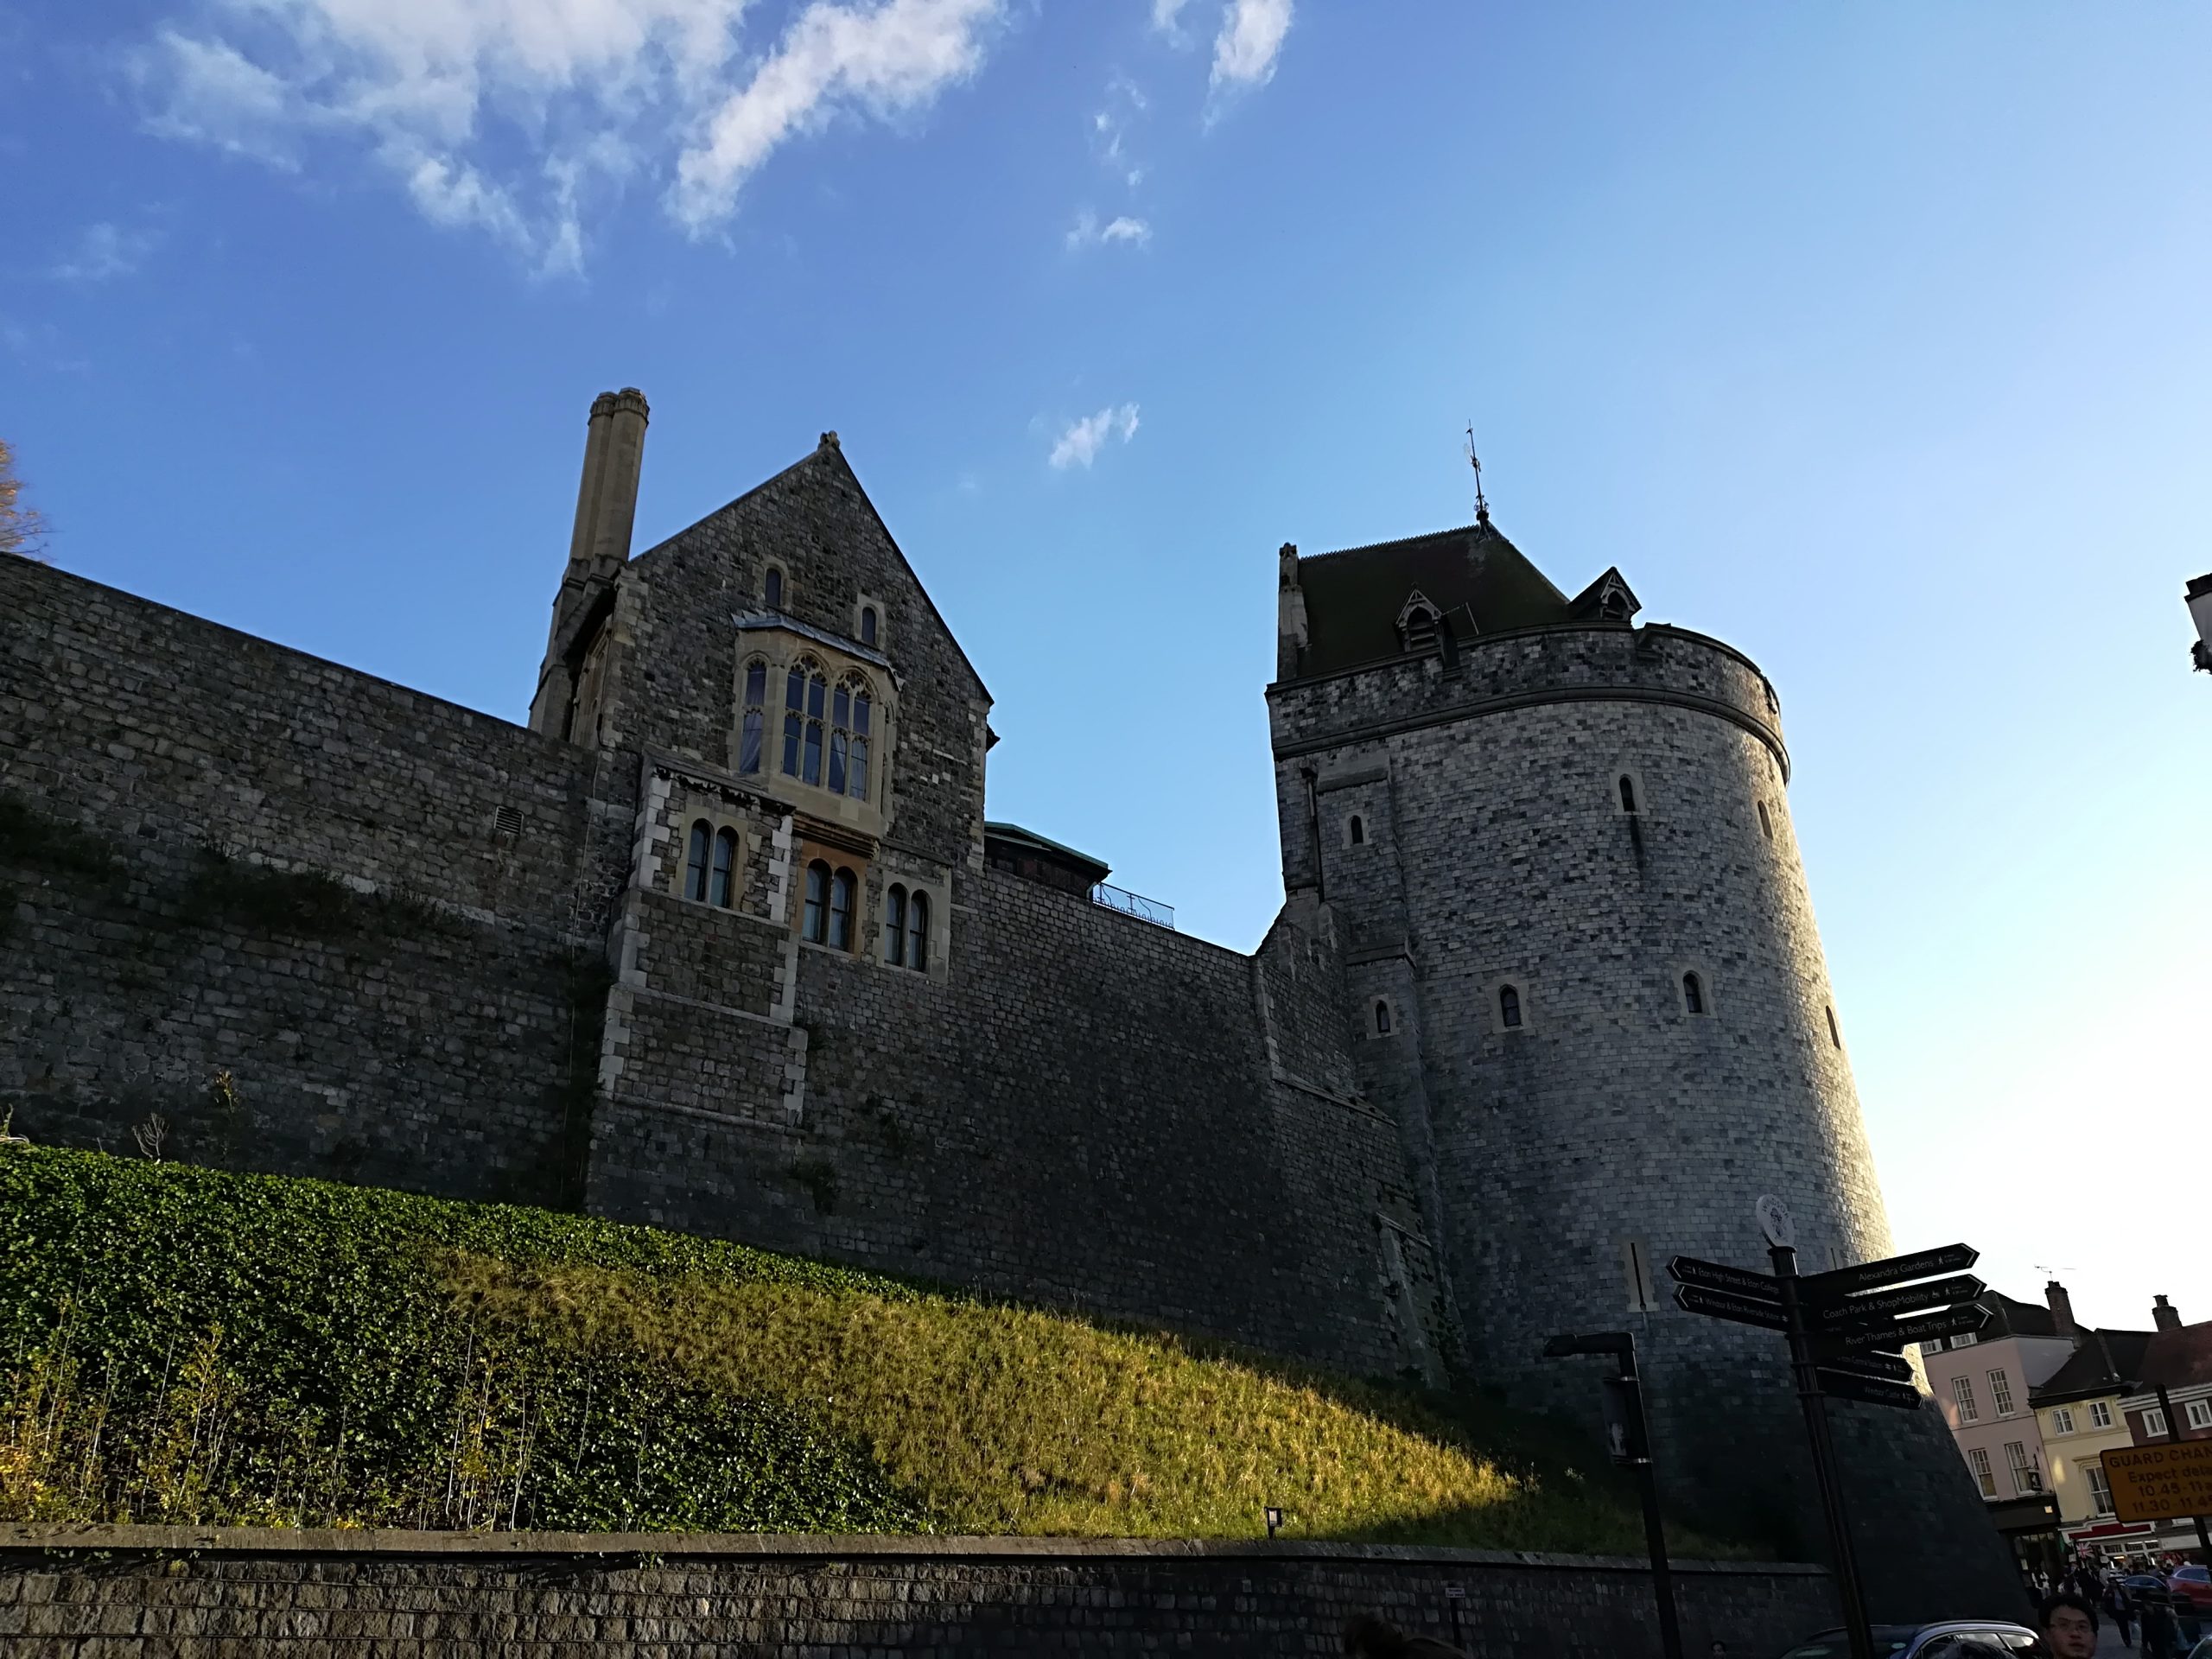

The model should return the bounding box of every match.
[8,3,2211,1335]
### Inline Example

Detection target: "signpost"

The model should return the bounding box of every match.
[1669,1208,1981,1659]
[1540,1331,1684,1659]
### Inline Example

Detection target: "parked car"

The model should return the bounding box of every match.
[2172,1564,2212,1615]
[2123,1572,2177,1608]
[1781,1621,2046,1658]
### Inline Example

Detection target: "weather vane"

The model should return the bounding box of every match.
[1465,423,1490,523]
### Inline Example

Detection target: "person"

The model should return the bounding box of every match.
[2041,1593,2099,1659]
[1344,1615,1469,1658]
[2141,1586,2181,1659]
[2109,1573,2137,1649]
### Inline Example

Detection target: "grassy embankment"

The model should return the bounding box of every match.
[0,1145,1746,1554]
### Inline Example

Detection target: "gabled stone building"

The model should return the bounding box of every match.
[0,391,2017,1614]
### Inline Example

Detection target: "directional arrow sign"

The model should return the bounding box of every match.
[1675,1285,1789,1332]
[1820,1351,1914,1385]
[1817,1302,1988,1357]
[1667,1256,1781,1302]
[1802,1243,1978,1302]
[1810,1275,1986,1328]
[1816,1368,1923,1412]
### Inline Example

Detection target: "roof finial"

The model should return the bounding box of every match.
[1465,422,1490,524]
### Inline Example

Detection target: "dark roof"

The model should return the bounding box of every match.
[982,822,1110,886]
[2142,1322,2212,1391]
[2032,1329,2157,1406]
[1981,1289,2060,1340]
[1293,517,1573,678]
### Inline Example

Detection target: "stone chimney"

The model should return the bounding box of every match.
[568,389,651,578]
[1276,543,1308,682]
[2047,1280,2081,1346]
[2154,1294,2183,1333]
[530,389,650,739]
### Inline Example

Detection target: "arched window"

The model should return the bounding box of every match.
[1758,800,1774,840]
[684,820,711,902]
[802,860,830,943]
[764,566,785,608]
[1618,776,1638,814]
[1825,1006,1841,1048]
[784,658,828,784]
[739,659,768,774]
[907,891,930,969]
[860,605,878,647]
[1682,971,1705,1015]
[709,827,739,908]
[1349,815,1365,846]
[828,676,874,798]
[829,867,856,950]
[1374,1000,1391,1035]
[1499,984,1522,1030]
[885,884,907,966]
[836,675,872,800]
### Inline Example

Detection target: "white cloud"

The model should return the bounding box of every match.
[133,0,1005,269]
[1064,209,1150,251]
[49,222,162,283]
[1048,403,1140,470]
[1148,0,1193,35]
[1211,0,1292,89]
[671,0,1001,232]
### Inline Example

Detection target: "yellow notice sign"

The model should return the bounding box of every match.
[2103,1441,2212,1523]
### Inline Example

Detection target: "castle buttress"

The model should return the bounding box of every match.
[0,391,2016,1615]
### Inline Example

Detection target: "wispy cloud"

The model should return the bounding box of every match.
[1049,403,1140,470]
[1148,0,1195,35]
[1065,209,1150,251]
[49,222,162,283]
[672,0,1001,232]
[1211,0,1293,90]
[132,0,1005,271]
[1090,73,1146,189]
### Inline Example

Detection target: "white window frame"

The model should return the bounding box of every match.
[1949,1329,1978,1348]
[2050,1406,2075,1436]
[1988,1369,2015,1417]
[2189,1399,2212,1432]
[2145,1408,2170,1437]
[2085,1462,2113,1516]
[1952,1375,1980,1423]
[1967,1446,1996,1498]
[2003,1440,2037,1495]
[2089,1401,2113,1430]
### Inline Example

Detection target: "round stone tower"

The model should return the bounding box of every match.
[1268,517,2018,1617]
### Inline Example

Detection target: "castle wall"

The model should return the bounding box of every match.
[0,562,603,1206]
[1270,622,2021,1618]
[584,861,1421,1378]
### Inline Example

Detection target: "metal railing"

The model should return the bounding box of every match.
[1090,882,1174,930]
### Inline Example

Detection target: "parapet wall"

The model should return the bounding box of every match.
[0,562,605,1205]
[0,1529,1841,1658]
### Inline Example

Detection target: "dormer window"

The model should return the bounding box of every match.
[1395,589,1443,655]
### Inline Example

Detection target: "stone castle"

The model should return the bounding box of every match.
[0,391,2016,1612]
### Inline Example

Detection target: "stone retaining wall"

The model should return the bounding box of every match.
[0,1529,1838,1657]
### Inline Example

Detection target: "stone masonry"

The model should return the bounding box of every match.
[1,397,2018,1616]
[0,1529,1841,1658]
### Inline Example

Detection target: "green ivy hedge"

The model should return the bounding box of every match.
[0,1145,920,1531]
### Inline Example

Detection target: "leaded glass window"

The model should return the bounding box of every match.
[829,868,855,950]
[886,885,906,966]
[739,660,767,775]
[709,827,738,908]
[802,861,829,943]
[684,820,711,902]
